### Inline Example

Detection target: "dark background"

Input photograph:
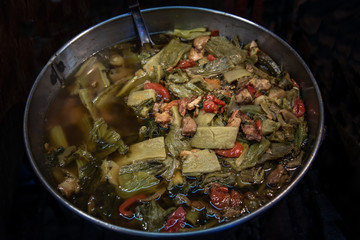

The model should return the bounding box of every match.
[1,0,359,239]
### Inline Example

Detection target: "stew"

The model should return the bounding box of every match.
[44,28,308,232]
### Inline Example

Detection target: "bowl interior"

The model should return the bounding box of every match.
[24,6,324,238]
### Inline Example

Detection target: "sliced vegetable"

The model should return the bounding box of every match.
[89,118,128,158]
[195,110,216,126]
[119,193,147,218]
[127,89,156,107]
[235,138,270,171]
[115,137,167,166]
[143,38,191,73]
[119,160,168,176]
[182,150,221,176]
[223,66,252,84]
[185,57,232,78]
[295,121,307,149]
[190,77,215,92]
[261,119,280,135]
[117,69,150,97]
[191,126,239,149]
[173,28,211,40]
[166,81,204,99]
[118,171,160,193]
[258,143,294,163]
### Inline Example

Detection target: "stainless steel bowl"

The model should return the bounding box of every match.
[24,6,324,238]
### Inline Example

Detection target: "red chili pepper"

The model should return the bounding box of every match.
[144,82,171,102]
[176,59,197,69]
[255,120,262,131]
[210,29,219,36]
[215,142,244,158]
[247,85,257,95]
[293,98,305,117]
[291,78,300,88]
[207,54,216,61]
[205,95,225,106]
[255,92,263,98]
[163,206,187,232]
[210,185,230,209]
[202,100,218,113]
[230,190,243,208]
[118,194,147,218]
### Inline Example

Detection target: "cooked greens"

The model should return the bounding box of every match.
[44,27,308,233]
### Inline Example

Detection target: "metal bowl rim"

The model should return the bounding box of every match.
[23,5,325,238]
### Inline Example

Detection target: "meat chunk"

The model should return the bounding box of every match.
[241,124,262,142]
[249,78,271,91]
[267,164,290,187]
[152,102,161,112]
[181,116,197,136]
[193,35,210,50]
[233,111,262,142]
[58,177,80,198]
[187,96,202,110]
[235,88,253,105]
[155,111,173,128]
[179,98,190,117]
[227,110,242,127]
[237,110,253,123]
[160,99,180,112]
[189,47,204,61]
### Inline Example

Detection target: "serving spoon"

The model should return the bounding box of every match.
[127,0,154,46]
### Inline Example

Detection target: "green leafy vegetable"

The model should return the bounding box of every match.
[235,138,270,171]
[115,137,167,166]
[191,126,239,149]
[166,81,204,99]
[118,171,160,193]
[182,150,221,176]
[89,118,128,158]
[119,160,168,176]
[135,200,175,231]
[165,127,192,157]
[204,36,247,64]
[185,57,232,78]
[173,28,211,40]
[117,69,151,97]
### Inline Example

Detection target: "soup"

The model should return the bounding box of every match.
[44,28,307,232]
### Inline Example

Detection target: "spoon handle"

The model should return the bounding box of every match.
[127,0,154,46]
